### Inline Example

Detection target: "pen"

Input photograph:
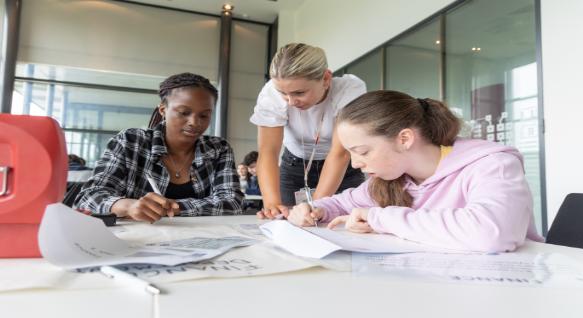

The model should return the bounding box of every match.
[274,214,286,220]
[100,265,161,295]
[304,186,318,228]
[147,175,177,218]
[146,176,162,195]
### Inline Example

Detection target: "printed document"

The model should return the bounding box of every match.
[352,252,583,287]
[38,204,257,269]
[1,218,318,292]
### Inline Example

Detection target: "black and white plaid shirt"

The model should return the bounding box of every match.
[75,123,244,216]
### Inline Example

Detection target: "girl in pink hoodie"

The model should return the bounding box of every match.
[287,90,542,252]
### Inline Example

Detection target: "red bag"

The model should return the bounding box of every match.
[0,114,67,258]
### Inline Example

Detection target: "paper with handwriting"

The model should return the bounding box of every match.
[38,204,257,269]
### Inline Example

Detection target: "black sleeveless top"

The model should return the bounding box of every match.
[165,182,196,200]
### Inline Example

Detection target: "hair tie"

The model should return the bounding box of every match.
[417,98,430,112]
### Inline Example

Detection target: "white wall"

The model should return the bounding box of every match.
[540,0,583,224]
[278,0,455,71]
[277,10,296,48]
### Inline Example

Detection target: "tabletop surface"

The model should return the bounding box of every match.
[2,215,583,318]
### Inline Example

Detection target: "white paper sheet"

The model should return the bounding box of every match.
[38,204,257,269]
[260,220,447,259]
[71,242,319,285]
[352,252,583,287]
[1,220,320,292]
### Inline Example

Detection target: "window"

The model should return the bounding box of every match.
[12,64,160,167]
[13,0,224,168]
[445,0,542,231]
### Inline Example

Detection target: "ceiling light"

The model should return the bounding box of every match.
[222,3,234,16]
[435,40,440,44]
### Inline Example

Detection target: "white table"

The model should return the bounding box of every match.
[2,215,583,318]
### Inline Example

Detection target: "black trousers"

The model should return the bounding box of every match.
[279,148,365,206]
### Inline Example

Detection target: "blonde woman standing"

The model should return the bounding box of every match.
[251,43,366,218]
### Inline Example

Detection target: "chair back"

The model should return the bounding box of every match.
[546,193,583,248]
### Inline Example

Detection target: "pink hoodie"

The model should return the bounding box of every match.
[315,138,543,253]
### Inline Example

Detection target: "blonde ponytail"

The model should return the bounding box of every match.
[269,43,328,80]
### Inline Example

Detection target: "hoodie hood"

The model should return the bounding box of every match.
[420,138,524,186]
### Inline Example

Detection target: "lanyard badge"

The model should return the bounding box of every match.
[296,109,325,203]
[295,110,326,227]
[294,187,315,206]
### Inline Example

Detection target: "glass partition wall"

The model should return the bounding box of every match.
[444,0,542,231]
[337,0,544,233]
[345,50,383,91]
[386,19,442,100]
[11,68,159,167]
[10,0,222,168]
[9,0,271,168]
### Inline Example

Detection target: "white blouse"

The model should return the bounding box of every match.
[250,74,366,160]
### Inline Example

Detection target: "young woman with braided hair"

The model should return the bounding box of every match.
[75,73,244,222]
[287,90,543,252]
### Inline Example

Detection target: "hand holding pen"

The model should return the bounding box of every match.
[120,177,180,223]
[303,186,319,227]
[125,192,180,223]
[287,202,324,227]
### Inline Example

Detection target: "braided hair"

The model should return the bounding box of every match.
[148,73,218,128]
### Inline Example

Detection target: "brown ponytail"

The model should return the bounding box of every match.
[337,90,461,208]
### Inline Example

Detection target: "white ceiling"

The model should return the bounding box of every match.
[123,0,306,23]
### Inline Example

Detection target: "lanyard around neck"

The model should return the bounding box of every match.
[299,108,326,188]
